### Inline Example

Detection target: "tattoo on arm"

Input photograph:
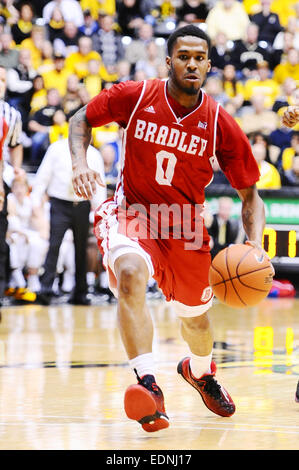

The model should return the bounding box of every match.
[68,105,92,168]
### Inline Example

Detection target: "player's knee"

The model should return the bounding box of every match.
[118,264,147,298]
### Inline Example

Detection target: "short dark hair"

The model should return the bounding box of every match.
[167,25,211,57]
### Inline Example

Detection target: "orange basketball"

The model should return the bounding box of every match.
[208,244,275,308]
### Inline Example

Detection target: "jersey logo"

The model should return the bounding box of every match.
[201,286,213,303]
[144,105,156,113]
[198,121,207,130]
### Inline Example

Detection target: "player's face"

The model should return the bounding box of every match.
[0,67,6,100]
[166,36,211,96]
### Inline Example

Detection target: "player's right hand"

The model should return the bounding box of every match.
[72,164,105,199]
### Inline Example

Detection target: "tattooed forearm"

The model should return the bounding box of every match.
[68,105,92,168]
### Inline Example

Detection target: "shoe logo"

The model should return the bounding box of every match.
[198,121,207,129]
[144,105,155,113]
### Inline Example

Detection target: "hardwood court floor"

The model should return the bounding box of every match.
[0,296,298,450]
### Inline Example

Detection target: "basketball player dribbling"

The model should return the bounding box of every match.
[69,25,267,432]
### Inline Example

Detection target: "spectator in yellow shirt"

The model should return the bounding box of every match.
[49,109,69,143]
[20,25,47,71]
[252,142,281,189]
[42,52,71,97]
[30,75,48,114]
[65,35,102,80]
[273,48,299,86]
[243,60,281,108]
[281,132,299,171]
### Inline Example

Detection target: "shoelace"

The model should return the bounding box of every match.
[134,368,160,394]
[201,375,222,399]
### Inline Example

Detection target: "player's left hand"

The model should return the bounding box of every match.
[245,240,271,263]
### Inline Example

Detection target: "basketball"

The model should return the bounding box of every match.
[209,244,275,308]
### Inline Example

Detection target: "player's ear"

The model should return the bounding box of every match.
[166,56,171,71]
[207,59,211,73]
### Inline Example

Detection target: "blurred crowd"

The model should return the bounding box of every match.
[0,0,298,303]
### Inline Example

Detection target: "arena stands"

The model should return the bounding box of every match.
[0,0,298,302]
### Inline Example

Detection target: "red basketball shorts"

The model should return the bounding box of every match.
[94,199,214,308]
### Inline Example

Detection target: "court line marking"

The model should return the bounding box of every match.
[0,415,299,431]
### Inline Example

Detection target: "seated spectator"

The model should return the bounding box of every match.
[0,0,19,25]
[28,88,62,164]
[124,21,166,69]
[20,25,47,71]
[176,0,210,23]
[251,142,281,189]
[100,142,119,184]
[230,22,272,77]
[117,0,145,37]
[273,48,299,87]
[62,74,83,118]
[53,21,80,57]
[273,16,299,52]
[0,32,19,69]
[42,0,84,28]
[222,100,242,127]
[79,8,99,37]
[91,13,124,67]
[115,59,132,82]
[80,0,116,18]
[283,155,299,186]
[6,176,49,296]
[250,0,283,47]
[203,76,229,107]
[250,131,280,166]
[206,0,250,42]
[6,48,36,127]
[37,41,55,75]
[281,131,299,172]
[206,196,240,259]
[135,40,165,79]
[272,77,297,113]
[243,60,280,109]
[11,2,35,45]
[209,32,234,73]
[221,63,244,109]
[65,35,109,80]
[49,109,69,144]
[240,92,278,136]
[46,6,65,43]
[83,59,102,98]
[42,51,71,98]
[30,75,48,114]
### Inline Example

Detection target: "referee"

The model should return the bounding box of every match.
[0,65,25,312]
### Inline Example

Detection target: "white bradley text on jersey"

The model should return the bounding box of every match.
[134,119,208,156]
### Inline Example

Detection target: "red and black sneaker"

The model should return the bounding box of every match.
[177,357,235,417]
[124,369,169,432]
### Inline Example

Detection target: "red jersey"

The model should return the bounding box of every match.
[87,79,259,206]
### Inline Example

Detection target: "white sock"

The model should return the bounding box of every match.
[189,351,213,378]
[27,274,40,292]
[129,352,155,378]
[11,269,26,288]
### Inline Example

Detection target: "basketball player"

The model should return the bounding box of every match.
[69,25,266,432]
